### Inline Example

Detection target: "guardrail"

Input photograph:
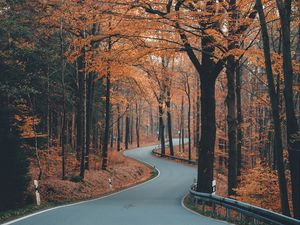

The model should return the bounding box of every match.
[152,148,196,165]
[189,184,300,225]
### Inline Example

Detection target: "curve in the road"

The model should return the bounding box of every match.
[3,141,227,225]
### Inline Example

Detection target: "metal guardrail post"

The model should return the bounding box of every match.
[212,202,216,217]
[239,212,243,223]
[226,208,231,221]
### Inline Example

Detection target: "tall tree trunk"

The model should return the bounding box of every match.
[47,67,51,150]
[178,114,181,152]
[276,0,300,218]
[256,0,291,215]
[76,59,84,163]
[130,112,133,144]
[85,73,94,170]
[227,0,238,195]
[150,106,154,136]
[226,54,238,196]
[59,8,66,179]
[110,109,114,148]
[236,63,243,176]
[82,64,87,177]
[125,115,130,150]
[135,102,140,147]
[166,89,174,156]
[187,94,191,161]
[195,76,200,157]
[159,101,166,156]
[71,109,76,150]
[186,79,192,161]
[117,105,121,151]
[101,74,110,170]
[79,49,87,179]
[181,96,185,152]
[197,75,217,193]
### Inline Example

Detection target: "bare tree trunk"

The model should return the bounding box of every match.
[276,0,300,218]
[101,74,111,170]
[130,112,133,144]
[71,109,76,150]
[195,76,200,157]
[256,0,291,215]
[76,58,83,162]
[110,109,114,148]
[159,102,166,156]
[150,106,154,136]
[85,73,94,170]
[181,96,185,152]
[79,47,87,179]
[125,115,130,150]
[59,12,66,179]
[166,89,174,156]
[186,78,192,161]
[236,63,243,176]
[117,105,121,151]
[135,102,140,147]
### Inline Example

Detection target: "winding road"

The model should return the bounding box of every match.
[4,141,227,225]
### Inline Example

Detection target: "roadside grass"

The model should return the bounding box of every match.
[183,194,266,225]
[150,167,159,179]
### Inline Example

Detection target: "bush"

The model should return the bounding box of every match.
[0,104,30,211]
[234,162,282,212]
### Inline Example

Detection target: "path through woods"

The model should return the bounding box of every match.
[4,141,226,225]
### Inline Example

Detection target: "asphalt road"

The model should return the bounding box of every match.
[4,141,227,225]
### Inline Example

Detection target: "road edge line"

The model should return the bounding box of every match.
[2,146,161,225]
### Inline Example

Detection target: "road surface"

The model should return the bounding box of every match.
[4,141,227,225]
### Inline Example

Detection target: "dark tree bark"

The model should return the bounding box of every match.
[59,16,66,179]
[236,63,243,176]
[159,99,166,156]
[125,115,130,150]
[256,0,291,215]
[195,76,200,154]
[136,102,140,147]
[71,109,76,151]
[226,53,238,196]
[150,106,154,136]
[130,112,133,144]
[181,96,185,152]
[85,73,94,170]
[275,0,300,218]
[197,75,217,193]
[110,109,114,148]
[101,74,111,170]
[185,77,192,161]
[117,105,121,151]
[166,89,174,156]
[77,55,85,179]
[120,113,123,143]
[226,0,239,193]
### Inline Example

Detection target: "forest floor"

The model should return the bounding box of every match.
[0,138,157,223]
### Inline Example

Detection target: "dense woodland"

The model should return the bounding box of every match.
[0,0,299,220]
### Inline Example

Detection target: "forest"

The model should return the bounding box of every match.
[0,0,299,223]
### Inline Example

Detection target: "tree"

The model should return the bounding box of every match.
[0,99,29,211]
[275,0,300,218]
[256,0,290,215]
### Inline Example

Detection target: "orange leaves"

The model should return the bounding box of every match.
[234,162,286,212]
[15,114,41,139]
